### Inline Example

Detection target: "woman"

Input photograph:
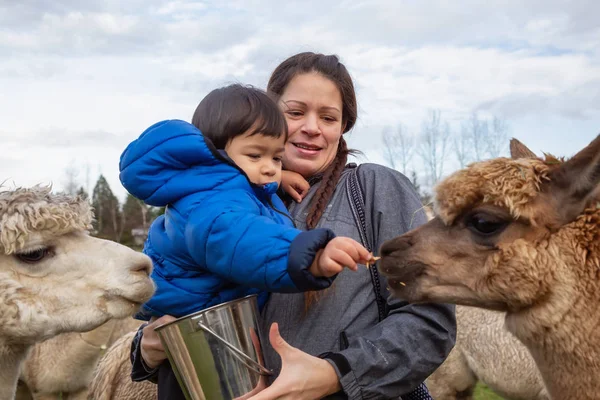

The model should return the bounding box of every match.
[132,52,456,399]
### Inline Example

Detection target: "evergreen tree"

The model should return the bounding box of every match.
[76,186,89,201]
[150,206,166,219]
[91,175,121,242]
[120,193,149,245]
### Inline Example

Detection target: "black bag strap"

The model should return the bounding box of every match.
[346,165,388,322]
[346,165,433,400]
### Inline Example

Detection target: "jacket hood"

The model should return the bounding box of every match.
[119,119,277,206]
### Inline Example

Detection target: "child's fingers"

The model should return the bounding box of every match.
[330,248,358,271]
[353,241,370,260]
[358,250,373,264]
[292,186,307,201]
[294,179,310,193]
[285,185,302,203]
[292,191,302,203]
[334,237,369,263]
[319,257,344,277]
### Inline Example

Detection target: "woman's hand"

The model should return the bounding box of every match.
[140,315,177,369]
[281,170,310,203]
[247,323,342,400]
[310,237,371,277]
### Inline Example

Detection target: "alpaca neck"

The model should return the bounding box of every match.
[508,308,600,399]
[533,349,600,400]
[0,341,30,400]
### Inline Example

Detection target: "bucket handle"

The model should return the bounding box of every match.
[195,319,273,376]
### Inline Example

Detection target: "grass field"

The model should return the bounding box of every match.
[473,382,506,400]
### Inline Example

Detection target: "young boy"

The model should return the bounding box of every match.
[120,84,370,319]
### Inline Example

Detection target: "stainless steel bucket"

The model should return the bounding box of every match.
[155,295,272,400]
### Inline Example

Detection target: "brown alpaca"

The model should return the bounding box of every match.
[17,317,144,400]
[422,204,548,400]
[88,330,158,400]
[380,136,600,400]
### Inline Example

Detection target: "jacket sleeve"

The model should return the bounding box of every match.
[184,191,336,293]
[130,324,159,383]
[324,165,456,398]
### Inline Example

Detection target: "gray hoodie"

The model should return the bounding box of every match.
[260,163,456,399]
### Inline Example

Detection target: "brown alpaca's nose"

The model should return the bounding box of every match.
[380,235,414,257]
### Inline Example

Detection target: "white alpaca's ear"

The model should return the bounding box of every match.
[510,138,537,159]
[548,134,600,224]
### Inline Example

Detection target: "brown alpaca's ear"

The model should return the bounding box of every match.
[548,134,600,224]
[510,138,538,159]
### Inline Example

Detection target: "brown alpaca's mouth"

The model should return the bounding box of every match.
[379,259,427,291]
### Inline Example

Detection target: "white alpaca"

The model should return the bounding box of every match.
[88,330,158,400]
[17,317,144,400]
[426,306,549,400]
[0,186,155,399]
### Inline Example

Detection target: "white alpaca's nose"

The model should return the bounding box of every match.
[130,253,153,277]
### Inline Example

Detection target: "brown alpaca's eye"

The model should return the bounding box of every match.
[466,213,508,236]
[16,248,51,263]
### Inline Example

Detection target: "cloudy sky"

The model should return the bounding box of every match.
[2,0,599,200]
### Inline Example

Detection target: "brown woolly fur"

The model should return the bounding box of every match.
[0,185,92,255]
[434,158,552,225]
[380,135,600,400]
[422,203,548,400]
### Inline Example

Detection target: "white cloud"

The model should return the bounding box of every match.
[154,1,208,16]
[1,0,599,200]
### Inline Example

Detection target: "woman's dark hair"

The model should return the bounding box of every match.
[191,84,288,149]
[267,52,358,309]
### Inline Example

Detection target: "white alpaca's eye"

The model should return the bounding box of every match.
[16,248,52,263]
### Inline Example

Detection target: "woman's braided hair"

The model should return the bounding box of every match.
[305,137,350,229]
[267,52,357,309]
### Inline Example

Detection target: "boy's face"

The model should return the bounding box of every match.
[225,131,286,187]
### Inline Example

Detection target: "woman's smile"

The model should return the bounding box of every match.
[290,141,324,157]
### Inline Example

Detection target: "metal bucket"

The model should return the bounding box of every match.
[155,295,271,400]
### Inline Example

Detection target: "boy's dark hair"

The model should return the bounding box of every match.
[191,84,288,149]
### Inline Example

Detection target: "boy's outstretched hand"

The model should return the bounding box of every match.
[281,170,310,203]
[310,237,371,277]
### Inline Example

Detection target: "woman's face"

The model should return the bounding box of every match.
[278,72,344,178]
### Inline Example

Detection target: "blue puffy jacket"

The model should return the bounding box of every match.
[119,120,336,318]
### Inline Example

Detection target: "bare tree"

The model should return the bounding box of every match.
[463,112,488,161]
[454,125,472,168]
[382,123,414,175]
[486,116,510,158]
[62,160,80,195]
[417,110,450,185]
[382,127,397,170]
